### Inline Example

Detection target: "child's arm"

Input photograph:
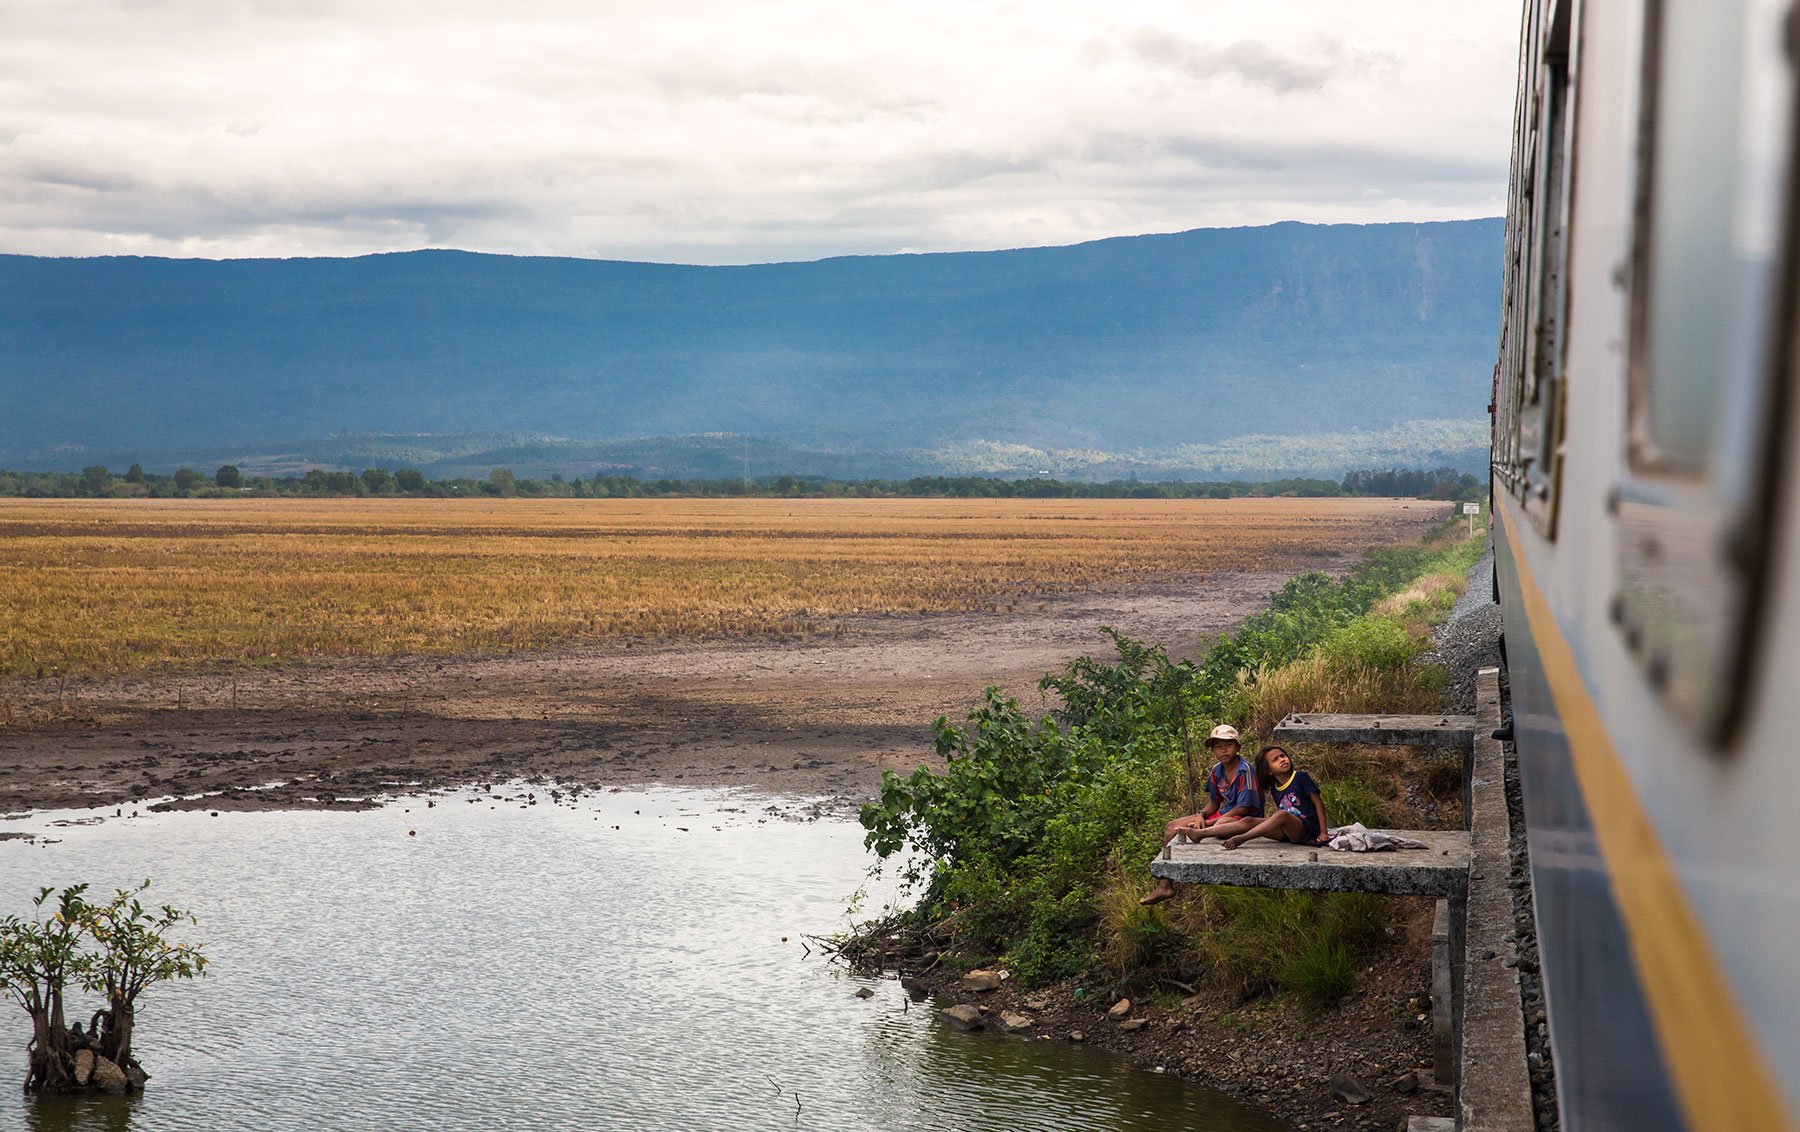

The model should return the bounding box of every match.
[1311,789,1332,844]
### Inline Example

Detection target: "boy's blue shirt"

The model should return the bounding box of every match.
[1207,756,1263,816]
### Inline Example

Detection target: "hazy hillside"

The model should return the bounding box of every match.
[0,220,1501,470]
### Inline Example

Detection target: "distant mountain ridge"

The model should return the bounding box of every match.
[101,420,1488,483]
[0,220,1502,472]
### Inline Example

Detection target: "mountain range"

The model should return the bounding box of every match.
[0,219,1502,477]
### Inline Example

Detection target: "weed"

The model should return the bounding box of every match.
[1321,777,1391,827]
[1283,939,1355,1008]
[1418,755,1465,800]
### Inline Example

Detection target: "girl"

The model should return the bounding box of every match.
[1222,745,1332,850]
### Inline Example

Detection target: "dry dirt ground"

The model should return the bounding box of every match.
[0,569,1309,815]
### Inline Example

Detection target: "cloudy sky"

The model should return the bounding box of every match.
[1,1,1520,264]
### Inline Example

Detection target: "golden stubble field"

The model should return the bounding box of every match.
[0,496,1443,677]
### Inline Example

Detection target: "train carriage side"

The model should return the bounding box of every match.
[1493,2,1799,1130]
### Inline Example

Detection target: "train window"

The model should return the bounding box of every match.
[1615,0,1794,743]
[1627,0,1746,474]
[1494,0,1575,537]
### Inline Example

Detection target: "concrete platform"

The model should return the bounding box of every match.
[1456,666,1535,1132]
[1149,831,1473,897]
[1272,713,1476,746]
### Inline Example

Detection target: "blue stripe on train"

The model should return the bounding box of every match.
[1495,532,1687,1132]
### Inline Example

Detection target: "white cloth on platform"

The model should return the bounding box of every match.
[1325,822,1430,852]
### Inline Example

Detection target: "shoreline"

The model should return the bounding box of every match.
[907,941,1454,1132]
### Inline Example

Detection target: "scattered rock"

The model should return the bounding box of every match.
[90,1056,128,1095]
[853,987,875,999]
[1068,1030,1086,1043]
[962,969,1004,992]
[1107,997,1132,1019]
[1119,1018,1149,1033]
[1390,1072,1419,1095]
[998,1011,1034,1033]
[940,1004,985,1031]
[74,1049,94,1086]
[1330,1072,1373,1105]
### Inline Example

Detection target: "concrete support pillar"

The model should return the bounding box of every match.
[1433,897,1454,1084]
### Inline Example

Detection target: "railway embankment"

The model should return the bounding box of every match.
[841,526,1496,1129]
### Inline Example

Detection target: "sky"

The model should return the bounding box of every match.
[0,1,1521,264]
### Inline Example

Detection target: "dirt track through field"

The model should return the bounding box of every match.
[0,571,1316,815]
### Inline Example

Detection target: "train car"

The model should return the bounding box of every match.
[1492,0,1799,1129]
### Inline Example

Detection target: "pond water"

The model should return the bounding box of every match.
[0,789,1284,1132]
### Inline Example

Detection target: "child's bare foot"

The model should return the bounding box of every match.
[1138,879,1177,905]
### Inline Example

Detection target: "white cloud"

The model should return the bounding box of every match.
[0,0,1518,262]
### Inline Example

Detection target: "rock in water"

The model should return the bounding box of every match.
[853,987,876,999]
[73,1049,94,1086]
[962,969,1004,992]
[1107,998,1132,1019]
[125,1063,149,1088]
[940,1004,985,1031]
[1330,1073,1373,1105]
[998,1011,1034,1033]
[91,1057,128,1095]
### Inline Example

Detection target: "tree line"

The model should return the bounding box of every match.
[0,464,1484,502]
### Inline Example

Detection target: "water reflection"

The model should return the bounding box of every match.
[0,790,1284,1132]
[21,1097,135,1132]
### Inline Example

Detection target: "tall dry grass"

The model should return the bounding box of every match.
[0,496,1439,677]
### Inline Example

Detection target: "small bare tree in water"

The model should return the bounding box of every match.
[0,881,206,1094]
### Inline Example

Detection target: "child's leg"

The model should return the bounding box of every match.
[1163,814,1209,843]
[1222,812,1304,849]
[1142,814,1236,905]
[1184,816,1257,840]
[1139,876,1178,905]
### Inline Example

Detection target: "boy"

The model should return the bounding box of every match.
[1138,724,1262,905]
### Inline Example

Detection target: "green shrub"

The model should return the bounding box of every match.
[1318,617,1426,672]
[1008,889,1098,984]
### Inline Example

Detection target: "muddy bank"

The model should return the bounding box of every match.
[0,570,1302,814]
[904,925,1455,1132]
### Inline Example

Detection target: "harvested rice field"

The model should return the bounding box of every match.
[0,497,1443,677]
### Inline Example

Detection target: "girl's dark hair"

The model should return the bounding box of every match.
[1254,745,1289,795]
